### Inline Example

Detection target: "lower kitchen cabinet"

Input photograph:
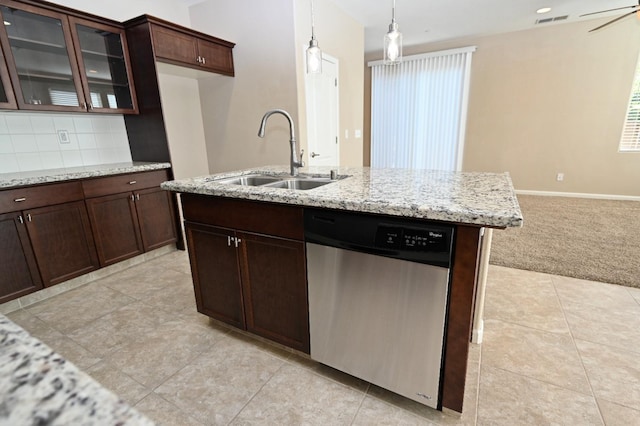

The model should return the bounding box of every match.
[24,201,99,287]
[239,232,308,352]
[0,212,43,303]
[83,170,177,267]
[182,195,309,353]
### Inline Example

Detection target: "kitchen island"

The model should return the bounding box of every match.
[162,165,523,414]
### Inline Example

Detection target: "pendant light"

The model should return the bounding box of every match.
[384,0,402,65]
[306,0,322,73]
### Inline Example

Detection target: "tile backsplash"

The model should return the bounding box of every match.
[0,112,132,174]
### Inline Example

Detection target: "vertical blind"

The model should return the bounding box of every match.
[369,46,475,170]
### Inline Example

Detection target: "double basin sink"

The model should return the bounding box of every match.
[213,173,336,190]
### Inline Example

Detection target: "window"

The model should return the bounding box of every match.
[620,55,640,152]
[369,46,475,170]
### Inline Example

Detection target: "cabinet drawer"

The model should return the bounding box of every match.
[181,194,304,240]
[0,181,84,214]
[82,169,170,198]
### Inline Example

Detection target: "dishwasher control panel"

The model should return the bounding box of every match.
[375,226,448,252]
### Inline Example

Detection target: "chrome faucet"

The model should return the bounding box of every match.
[258,109,304,176]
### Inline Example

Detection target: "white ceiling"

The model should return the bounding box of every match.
[328,0,638,52]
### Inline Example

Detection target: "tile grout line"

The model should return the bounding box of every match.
[347,383,370,426]
[549,275,606,426]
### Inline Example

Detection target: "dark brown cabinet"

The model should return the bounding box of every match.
[0,0,137,113]
[0,211,42,303]
[182,195,309,353]
[83,170,177,267]
[150,23,234,75]
[0,181,99,292]
[25,200,99,286]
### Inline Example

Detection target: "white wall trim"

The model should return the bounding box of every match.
[516,189,640,202]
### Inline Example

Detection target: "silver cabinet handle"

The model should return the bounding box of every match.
[201,56,206,65]
[14,197,26,202]
[136,193,140,201]
[310,152,320,158]
[234,237,241,248]
[26,213,32,222]
[227,235,232,246]
[128,180,137,185]
[130,194,135,201]
[18,215,24,224]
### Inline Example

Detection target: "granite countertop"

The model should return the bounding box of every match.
[0,162,172,189]
[0,314,154,426]
[161,165,523,228]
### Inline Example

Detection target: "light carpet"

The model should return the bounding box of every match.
[489,195,640,288]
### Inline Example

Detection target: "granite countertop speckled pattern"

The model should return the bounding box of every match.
[161,165,523,228]
[0,162,171,189]
[0,314,155,426]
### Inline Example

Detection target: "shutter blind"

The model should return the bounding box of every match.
[620,55,640,152]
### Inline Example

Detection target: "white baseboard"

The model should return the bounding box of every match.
[471,320,483,344]
[516,190,640,202]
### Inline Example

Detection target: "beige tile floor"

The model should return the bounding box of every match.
[4,249,640,425]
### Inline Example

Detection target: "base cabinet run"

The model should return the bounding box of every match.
[83,170,177,267]
[182,195,309,353]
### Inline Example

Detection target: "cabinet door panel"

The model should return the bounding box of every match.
[0,212,42,303]
[197,39,233,75]
[135,187,177,252]
[69,17,138,114]
[0,43,17,109]
[0,1,85,112]
[26,201,99,286]
[185,223,244,328]
[151,24,198,66]
[86,192,143,267]
[239,232,309,353]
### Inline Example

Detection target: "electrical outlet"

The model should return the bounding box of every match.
[57,130,70,144]
[556,173,564,182]
[345,129,349,139]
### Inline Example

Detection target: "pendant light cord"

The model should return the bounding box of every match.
[311,0,316,40]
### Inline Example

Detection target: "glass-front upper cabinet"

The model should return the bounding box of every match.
[0,2,86,112]
[0,1,137,114]
[0,43,17,109]
[68,17,137,113]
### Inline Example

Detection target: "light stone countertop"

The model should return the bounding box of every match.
[0,314,155,426]
[161,165,523,228]
[0,162,172,189]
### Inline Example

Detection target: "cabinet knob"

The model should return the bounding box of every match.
[14,197,26,202]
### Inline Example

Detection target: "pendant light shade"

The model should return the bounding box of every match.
[306,0,322,73]
[384,0,402,65]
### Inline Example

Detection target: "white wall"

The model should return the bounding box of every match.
[189,0,298,173]
[45,0,191,25]
[157,64,210,179]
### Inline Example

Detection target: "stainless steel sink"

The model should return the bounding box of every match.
[262,178,332,190]
[213,174,282,186]
[213,173,337,190]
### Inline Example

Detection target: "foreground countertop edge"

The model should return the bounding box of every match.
[0,162,172,189]
[161,166,524,228]
[0,314,155,426]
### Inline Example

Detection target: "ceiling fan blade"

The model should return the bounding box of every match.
[589,10,637,32]
[580,4,637,17]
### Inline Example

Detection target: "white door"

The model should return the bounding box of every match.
[305,53,339,166]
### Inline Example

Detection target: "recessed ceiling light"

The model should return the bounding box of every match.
[537,7,552,14]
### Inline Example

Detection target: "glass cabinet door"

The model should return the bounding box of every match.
[69,17,137,113]
[0,2,85,111]
[0,45,17,109]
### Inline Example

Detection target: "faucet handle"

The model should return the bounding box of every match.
[299,149,305,167]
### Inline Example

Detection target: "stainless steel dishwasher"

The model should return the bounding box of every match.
[304,208,454,409]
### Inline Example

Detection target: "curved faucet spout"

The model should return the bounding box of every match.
[257,109,304,176]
